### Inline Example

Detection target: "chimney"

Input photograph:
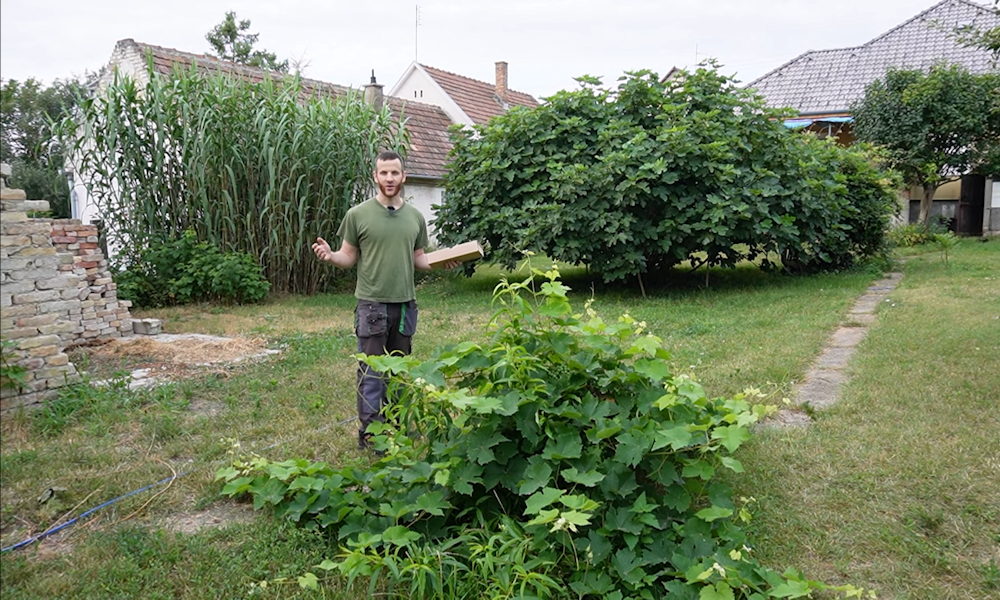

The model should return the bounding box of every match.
[364,70,384,110]
[495,61,508,101]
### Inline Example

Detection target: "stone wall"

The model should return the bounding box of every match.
[1,187,133,411]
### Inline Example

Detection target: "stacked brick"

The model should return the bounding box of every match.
[49,221,133,342]
[1,187,132,411]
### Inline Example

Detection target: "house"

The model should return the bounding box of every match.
[390,61,540,127]
[748,0,1000,235]
[71,39,455,241]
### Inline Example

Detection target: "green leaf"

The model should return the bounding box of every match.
[297,572,319,590]
[682,459,715,480]
[414,490,450,516]
[634,358,670,381]
[542,431,583,460]
[315,559,337,571]
[711,425,750,453]
[518,456,554,495]
[652,425,693,450]
[699,582,735,600]
[220,476,254,496]
[695,505,733,522]
[214,466,240,481]
[526,508,559,527]
[769,579,813,598]
[381,525,421,547]
[562,467,605,487]
[525,487,565,515]
[720,456,744,473]
[288,476,324,492]
[614,430,652,467]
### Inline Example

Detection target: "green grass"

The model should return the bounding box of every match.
[1,242,997,598]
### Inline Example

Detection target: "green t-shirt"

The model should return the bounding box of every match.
[337,198,429,302]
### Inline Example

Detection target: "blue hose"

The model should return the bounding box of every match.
[1,414,357,553]
[1,472,187,553]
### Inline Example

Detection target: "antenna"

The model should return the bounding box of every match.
[415,5,420,61]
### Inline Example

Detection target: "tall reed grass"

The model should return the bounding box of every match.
[63,64,406,293]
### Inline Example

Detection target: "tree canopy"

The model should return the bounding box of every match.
[205,11,289,72]
[852,64,1000,225]
[436,67,897,284]
[0,77,86,216]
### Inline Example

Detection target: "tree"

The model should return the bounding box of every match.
[437,67,896,284]
[852,64,1000,226]
[956,0,999,61]
[205,11,289,72]
[0,77,85,216]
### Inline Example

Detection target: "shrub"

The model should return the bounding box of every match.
[117,230,269,307]
[888,224,935,247]
[219,265,867,598]
[437,66,898,282]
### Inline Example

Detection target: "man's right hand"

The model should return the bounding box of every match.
[312,237,334,263]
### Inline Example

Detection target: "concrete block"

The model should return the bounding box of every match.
[37,276,79,290]
[2,327,39,340]
[38,322,76,335]
[133,318,162,335]
[16,313,59,328]
[13,290,60,304]
[18,335,60,349]
[29,345,60,358]
[45,354,70,367]
[38,300,81,314]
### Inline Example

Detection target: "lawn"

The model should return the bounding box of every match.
[1,241,997,599]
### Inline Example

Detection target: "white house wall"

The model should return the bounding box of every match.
[404,181,444,245]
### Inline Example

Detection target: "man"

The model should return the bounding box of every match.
[311,151,453,450]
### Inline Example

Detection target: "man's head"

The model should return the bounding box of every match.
[374,151,406,201]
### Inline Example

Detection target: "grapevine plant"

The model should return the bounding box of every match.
[218,266,868,599]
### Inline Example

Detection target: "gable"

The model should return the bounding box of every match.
[749,0,999,115]
[420,64,539,126]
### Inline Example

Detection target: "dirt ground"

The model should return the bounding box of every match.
[71,333,280,384]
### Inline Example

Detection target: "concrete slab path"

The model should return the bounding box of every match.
[765,271,904,427]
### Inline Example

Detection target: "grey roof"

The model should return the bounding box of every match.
[749,0,999,115]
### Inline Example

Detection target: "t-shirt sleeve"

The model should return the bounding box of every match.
[415,213,429,250]
[337,209,359,247]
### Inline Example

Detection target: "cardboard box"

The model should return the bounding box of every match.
[425,241,484,268]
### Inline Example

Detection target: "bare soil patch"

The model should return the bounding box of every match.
[70,334,279,383]
[160,502,256,535]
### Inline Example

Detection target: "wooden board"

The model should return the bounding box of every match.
[425,241,484,268]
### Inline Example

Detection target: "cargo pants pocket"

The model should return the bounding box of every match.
[355,301,388,338]
[399,300,418,337]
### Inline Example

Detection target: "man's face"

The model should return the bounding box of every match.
[374,158,406,200]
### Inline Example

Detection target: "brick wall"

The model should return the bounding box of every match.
[1,187,133,411]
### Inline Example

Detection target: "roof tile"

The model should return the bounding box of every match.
[749,0,999,114]
[421,64,539,125]
[120,40,453,179]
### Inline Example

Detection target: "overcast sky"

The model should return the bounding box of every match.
[1,0,952,98]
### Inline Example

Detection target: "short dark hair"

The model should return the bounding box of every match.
[375,150,405,170]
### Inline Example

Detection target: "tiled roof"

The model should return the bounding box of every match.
[749,0,999,115]
[421,64,539,125]
[117,40,452,180]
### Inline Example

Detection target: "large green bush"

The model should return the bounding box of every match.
[219,266,867,598]
[436,67,897,282]
[61,64,405,294]
[117,230,269,307]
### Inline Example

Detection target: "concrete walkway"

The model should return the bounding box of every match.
[766,271,904,427]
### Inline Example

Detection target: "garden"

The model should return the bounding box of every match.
[1,63,998,599]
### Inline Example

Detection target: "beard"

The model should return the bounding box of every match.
[378,181,402,199]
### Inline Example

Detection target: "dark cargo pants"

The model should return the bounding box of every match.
[355,299,418,441]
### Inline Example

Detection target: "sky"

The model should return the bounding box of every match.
[1,0,952,99]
